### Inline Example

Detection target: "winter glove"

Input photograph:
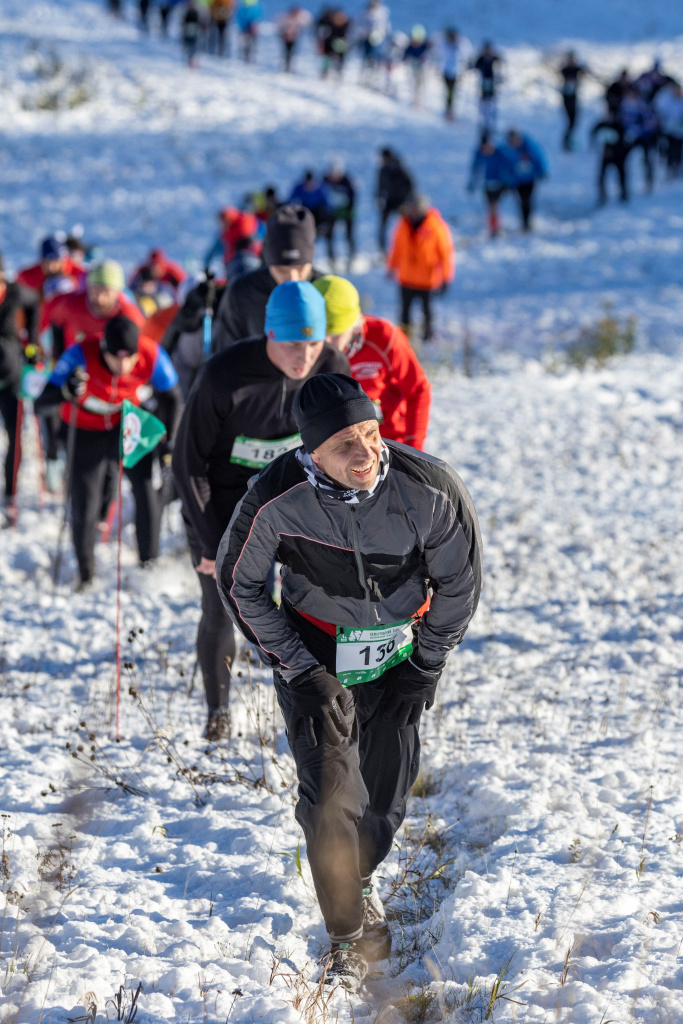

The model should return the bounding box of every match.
[61,366,88,402]
[438,282,449,298]
[288,665,353,749]
[381,651,445,728]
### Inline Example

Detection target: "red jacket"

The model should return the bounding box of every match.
[48,290,145,354]
[349,316,431,449]
[130,251,187,291]
[17,259,84,333]
[49,334,177,432]
[17,257,81,297]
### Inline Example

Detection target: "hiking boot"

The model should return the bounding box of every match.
[322,940,368,993]
[204,707,231,742]
[361,882,391,960]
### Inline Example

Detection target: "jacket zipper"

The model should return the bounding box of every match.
[279,377,286,419]
[348,506,372,619]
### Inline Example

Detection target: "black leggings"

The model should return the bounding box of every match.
[443,74,457,115]
[400,286,433,340]
[70,427,160,582]
[0,388,20,500]
[185,519,235,712]
[324,215,355,262]
[516,182,535,230]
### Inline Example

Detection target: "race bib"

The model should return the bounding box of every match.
[230,432,301,469]
[336,618,414,686]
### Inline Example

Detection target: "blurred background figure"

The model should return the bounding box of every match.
[402,25,430,107]
[386,194,454,342]
[289,170,330,231]
[656,82,683,179]
[236,0,263,62]
[500,129,547,231]
[473,40,503,130]
[440,26,472,121]
[467,132,508,238]
[559,51,588,151]
[130,248,187,299]
[204,207,263,274]
[358,0,391,85]
[209,0,234,55]
[376,147,414,254]
[322,160,356,269]
[277,5,312,72]
[315,7,351,78]
[591,108,630,205]
[182,2,202,66]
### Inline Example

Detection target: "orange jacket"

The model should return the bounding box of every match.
[387,209,455,290]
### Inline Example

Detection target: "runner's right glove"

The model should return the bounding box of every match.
[381,652,445,728]
[288,665,353,749]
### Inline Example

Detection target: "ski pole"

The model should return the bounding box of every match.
[52,401,78,587]
[8,398,24,528]
[115,456,124,741]
[202,269,216,360]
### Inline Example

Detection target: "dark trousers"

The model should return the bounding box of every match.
[443,74,457,116]
[324,215,355,263]
[562,94,577,149]
[70,427,160,582]
[275,607,420,941]
[378,203,401,253]
[667,135,683,177]
[209,19,229,55]
[516,181,535,230]
[400,286,433,340]
[0,388,20,500]
[283,38,295,71]
[185,518,235,711]
[599,153,628,203]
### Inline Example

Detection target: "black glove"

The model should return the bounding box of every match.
[288,665,353,749]
[61,367,88,402]
[438,282,449,298]
[381,651,445,728]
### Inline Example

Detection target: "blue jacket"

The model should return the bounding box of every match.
[468,146,509,190]
[499,136,547,185]
[289,182,330,212]
[236,2,263,32]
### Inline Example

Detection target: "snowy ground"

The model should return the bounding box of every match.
[1,1,683,1022]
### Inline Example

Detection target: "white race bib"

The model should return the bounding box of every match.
[336,618,414,686]
[230,433,301,469]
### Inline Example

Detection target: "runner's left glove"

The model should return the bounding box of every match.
[381,652,444,728]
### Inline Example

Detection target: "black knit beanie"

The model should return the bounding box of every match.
[103,315,139,356]
[293,373,378,453]
[263,205,316,267]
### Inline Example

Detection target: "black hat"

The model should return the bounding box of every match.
[103,315,139,357]
[293,373,378,453]
[263,205,316,267]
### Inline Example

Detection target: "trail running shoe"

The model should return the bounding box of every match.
[361,882,391,960]
[204,707,231,742]
[323,940,368,993]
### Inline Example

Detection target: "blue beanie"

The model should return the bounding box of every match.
[265,280,327,343]
[41,237,64,260]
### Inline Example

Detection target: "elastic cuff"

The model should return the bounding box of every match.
[328,926,363,944]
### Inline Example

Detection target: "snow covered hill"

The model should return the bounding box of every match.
[1,2,683,1022]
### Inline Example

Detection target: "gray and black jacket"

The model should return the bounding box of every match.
[216,440,482,682]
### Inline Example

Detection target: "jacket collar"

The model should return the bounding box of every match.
[296,444,389,504]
